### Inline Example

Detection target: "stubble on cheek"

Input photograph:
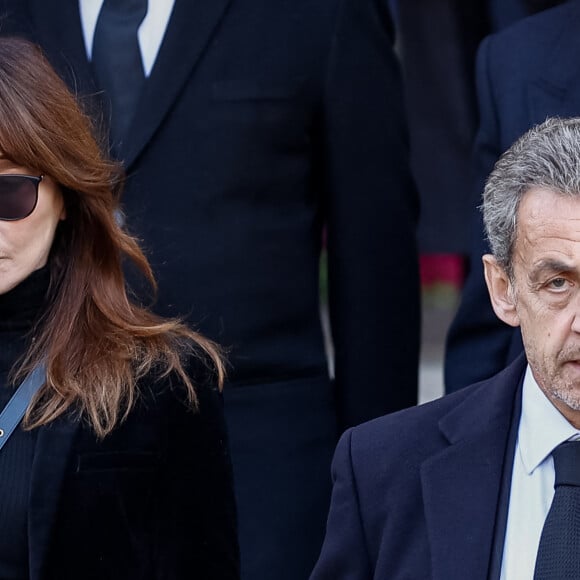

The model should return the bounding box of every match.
[529,344,580,412]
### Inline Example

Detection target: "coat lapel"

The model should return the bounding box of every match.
[527,2,580,126]
[421,356,526,580]
[120,0,233,167]
[28,414,80,580]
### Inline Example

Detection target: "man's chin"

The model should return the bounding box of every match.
[551,385,580,412]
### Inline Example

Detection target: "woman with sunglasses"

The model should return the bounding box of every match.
[0,37,239,580]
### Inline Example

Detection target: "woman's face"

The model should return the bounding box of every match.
[0,159,65,295]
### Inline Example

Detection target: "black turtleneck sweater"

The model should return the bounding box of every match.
[0,267,49,580]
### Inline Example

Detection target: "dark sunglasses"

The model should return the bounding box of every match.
[0,174,44,221]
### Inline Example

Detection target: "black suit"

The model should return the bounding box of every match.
[2,1,420,577]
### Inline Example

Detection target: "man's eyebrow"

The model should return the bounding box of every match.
[529,259,576,281]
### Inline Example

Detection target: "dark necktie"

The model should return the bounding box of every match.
[534,441,580,580]
[91,0,148,147]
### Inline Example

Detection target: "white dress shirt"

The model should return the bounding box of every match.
[500,365,580,579]
[78,0,175,77]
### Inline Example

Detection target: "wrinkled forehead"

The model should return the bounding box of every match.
[517,188,580,233]
[513,188,580,268]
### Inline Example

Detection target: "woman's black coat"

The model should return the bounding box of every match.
[29,370,239,579]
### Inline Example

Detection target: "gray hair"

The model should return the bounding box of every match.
[483,117,580,274]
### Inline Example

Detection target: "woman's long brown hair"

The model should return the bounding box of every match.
[0,38,224,437]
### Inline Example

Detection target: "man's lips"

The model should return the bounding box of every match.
[561,359,580,369]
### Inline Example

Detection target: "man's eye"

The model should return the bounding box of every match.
[548,278,568,290]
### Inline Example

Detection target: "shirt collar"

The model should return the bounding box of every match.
[518,364,580,475]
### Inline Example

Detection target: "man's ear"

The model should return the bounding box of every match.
[482,254,520,328]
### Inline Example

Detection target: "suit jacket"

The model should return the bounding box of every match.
[27,370,238,580]
[310,354,525,580]
[445,0,580,392]
[6,0,420,423]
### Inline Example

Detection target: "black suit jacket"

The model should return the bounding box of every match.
[27,371,238,580]
[311,354,525,580]
[446,0,580,392]
[6,0,420,424]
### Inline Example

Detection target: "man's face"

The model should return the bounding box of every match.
[484,188,580,426]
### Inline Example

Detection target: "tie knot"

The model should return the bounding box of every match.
[553,441,580,487]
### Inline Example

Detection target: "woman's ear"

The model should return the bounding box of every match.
[482,254,520,328]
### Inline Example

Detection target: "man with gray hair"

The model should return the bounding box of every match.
[311,116,580,579]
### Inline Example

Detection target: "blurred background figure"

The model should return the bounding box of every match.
[0,36,238,580]
[0,1,420,578]
[445,0,574,393]
[396,0,487,258]
[383,0,571,399]
[394,0,487,341]
[393,0,568,262]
